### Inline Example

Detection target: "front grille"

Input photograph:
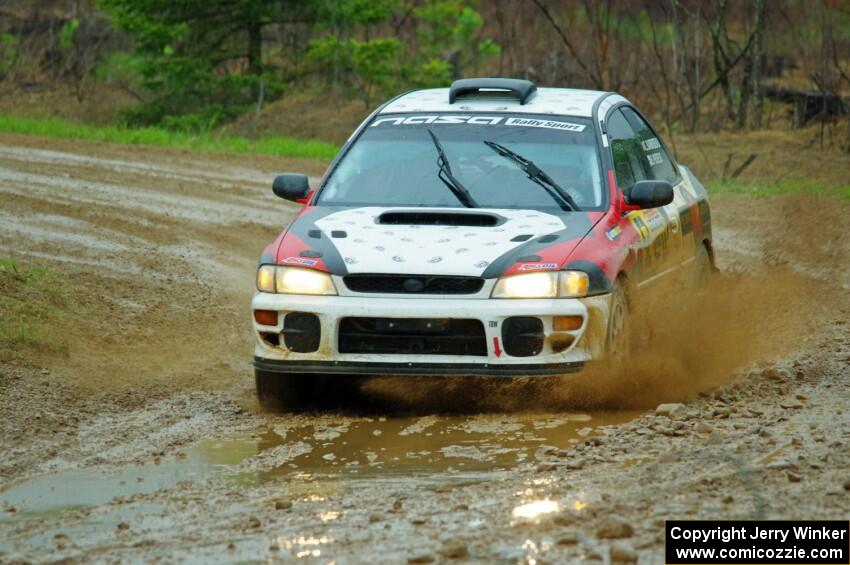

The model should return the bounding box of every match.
[338,317,487,356]
[343,274,484,295]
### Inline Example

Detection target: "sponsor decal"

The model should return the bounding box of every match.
[629,213,651,242]
[371,115,503,127]
[628,209,667,243]
[370,115,585,132]
[280,256,318,267]
[605,225,622,241]
[641,137,661,151]
[645,209,665,231]
[518,262,559,271]
[641,138,665,166]
[505,117,586,132]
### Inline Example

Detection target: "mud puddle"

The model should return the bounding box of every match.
[0,410,637,523]
[0,436,253,519]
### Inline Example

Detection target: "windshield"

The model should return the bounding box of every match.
[317,113,604,211]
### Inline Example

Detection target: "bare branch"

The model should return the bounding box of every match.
[531,0,601,89]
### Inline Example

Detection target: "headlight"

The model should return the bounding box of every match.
[257,265,276,292]
[256,265,337,295]
[492,271,558,298]
[492,271,589,299]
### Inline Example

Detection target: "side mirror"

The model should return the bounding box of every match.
[272,173,310,202]
[627,180,674,209]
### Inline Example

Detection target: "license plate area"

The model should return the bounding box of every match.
[375,318,449,334]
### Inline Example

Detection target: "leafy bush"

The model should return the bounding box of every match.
[98,0,290,129]
[306,0,499,104]
[0,32,17,79]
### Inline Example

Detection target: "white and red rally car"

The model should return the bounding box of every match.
[251,78,713,406]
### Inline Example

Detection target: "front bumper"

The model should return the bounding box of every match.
[254,356,586,377]
[251,291,612,378]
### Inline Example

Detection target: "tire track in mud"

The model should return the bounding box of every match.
[0,136,848,564]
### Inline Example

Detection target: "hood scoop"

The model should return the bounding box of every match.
[377,211,504,227]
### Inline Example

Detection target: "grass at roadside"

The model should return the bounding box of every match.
[0,114,340,160]
[677,128,850,201]
[0,258,69,362]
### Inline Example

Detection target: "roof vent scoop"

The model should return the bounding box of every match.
[449,78,537,105]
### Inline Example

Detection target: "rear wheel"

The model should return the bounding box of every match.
[255,369,321,412]
[693,243,714,289]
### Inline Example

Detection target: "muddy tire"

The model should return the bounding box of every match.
[606,281,631,371]
[255,370,321,412]
[693,243,714,289]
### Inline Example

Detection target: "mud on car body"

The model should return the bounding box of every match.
[251,78,713,404]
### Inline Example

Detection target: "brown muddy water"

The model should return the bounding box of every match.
[0,411,637,517]
[0,410,640,560]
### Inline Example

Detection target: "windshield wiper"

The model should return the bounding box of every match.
[483,140,580,212]
[427,129,478,208]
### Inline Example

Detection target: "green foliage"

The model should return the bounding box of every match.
[625,9,676,44]
[413,58,453,88]
[307,0,499,103]
[320,0,401,27]
[414,1,499,75]
[92,51,146,85]
[351,38,402,97]
[306,0,403,104]
[307,34,402,104]
[0,32,17,78]
[0,114,339,160]
[58,19,81,50]
[97,0,297,129]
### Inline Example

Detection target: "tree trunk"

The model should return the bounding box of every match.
[711,0,738,125]
[247,20,262,75]
[737,57,751,128]
[749,0,766,128]
[692,10,702,132]
[736,0,766,129]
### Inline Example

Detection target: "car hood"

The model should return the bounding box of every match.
[273,207,597,278]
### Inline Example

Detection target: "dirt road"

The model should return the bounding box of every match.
[1,134,848,564]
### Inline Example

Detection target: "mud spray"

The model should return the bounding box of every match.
[360,266,823,412]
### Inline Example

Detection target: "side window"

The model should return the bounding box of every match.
[621,107,679,184]
[606,109,646,192]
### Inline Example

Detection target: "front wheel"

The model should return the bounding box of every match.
[255,369,321,411]
[606,282,631,371]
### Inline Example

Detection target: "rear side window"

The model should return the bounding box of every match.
[621,107,679,184]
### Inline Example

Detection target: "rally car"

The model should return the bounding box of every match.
[251,78,713,406]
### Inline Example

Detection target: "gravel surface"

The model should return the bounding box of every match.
[0,134,847,564]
